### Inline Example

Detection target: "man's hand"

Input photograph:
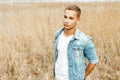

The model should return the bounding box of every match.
[84,63,97,79]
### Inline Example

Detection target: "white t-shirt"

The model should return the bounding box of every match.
[55,31,74,80]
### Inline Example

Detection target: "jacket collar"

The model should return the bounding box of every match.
[55,27,81,40]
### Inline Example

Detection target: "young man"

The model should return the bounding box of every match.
[53,5,98,80]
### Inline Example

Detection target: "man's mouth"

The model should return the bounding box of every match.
[64,24,69,27]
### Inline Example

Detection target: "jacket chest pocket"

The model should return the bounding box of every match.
[72,45,84,54]
[72,45,84,64]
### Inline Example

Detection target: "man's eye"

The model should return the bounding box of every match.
[64,16,67,18]
[69,17,74,20]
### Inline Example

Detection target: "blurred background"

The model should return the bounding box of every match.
[0,1,120,80]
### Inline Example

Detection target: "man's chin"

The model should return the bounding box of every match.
[64,27,71,30]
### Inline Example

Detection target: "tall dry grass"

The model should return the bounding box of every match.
[0,2,120,80]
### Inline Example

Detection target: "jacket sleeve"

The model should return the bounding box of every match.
[84,38,99,64]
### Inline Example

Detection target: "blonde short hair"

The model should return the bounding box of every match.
[65,5,81,18]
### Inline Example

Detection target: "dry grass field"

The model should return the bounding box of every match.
[0,2,120,80]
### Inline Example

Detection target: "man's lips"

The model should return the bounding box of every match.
[64,24,69,27]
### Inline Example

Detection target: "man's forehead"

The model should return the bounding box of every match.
[64,10,77,17]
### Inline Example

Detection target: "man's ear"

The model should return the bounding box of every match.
[77,17,80,23]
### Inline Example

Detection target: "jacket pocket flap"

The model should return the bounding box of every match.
[72,45,84,50]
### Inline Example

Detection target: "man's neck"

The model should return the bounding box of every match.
[64,28,76,37]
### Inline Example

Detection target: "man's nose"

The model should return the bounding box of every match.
[65,19,69,23]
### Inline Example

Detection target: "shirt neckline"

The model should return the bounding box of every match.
[62,31,74,39]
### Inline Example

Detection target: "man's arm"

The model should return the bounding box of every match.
[84,38,99,79]
[84,63,97,79]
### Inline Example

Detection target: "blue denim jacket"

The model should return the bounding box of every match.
[53,28,98,80]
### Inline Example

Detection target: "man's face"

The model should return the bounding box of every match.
[63,10,80,30]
